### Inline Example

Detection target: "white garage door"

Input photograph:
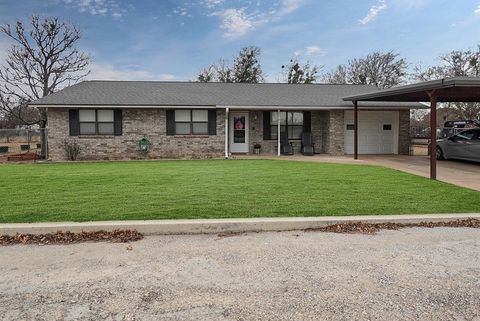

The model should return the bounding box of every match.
[344,111,399,154]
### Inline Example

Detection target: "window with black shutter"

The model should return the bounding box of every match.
[76,109,116,135]
[173,109,213,135]
[269,111,304,140]
[69,109,80,136]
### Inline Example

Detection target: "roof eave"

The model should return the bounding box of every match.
[32,103,424,110]
[343,77,480,102]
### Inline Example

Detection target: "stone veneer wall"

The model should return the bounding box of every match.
[48,108,225,161]
[325,110,345,156]
[398,109,411,155]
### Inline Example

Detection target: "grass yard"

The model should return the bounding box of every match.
[0,159,479,223]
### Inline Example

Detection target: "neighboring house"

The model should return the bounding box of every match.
[29,81,423,161]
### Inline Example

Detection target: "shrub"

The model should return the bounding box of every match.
[63,139,81,161]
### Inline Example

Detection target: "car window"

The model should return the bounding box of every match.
[456,130,476,140]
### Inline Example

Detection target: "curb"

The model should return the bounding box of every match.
[1,213,479,236]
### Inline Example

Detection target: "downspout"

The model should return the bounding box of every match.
[277,109,281,157]
[225,107,229,159]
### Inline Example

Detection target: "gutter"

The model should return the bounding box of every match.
[342,77,480,102]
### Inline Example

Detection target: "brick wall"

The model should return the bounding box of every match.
[48,107,412,160]
[48,108,225,161]
[249,110,277,154]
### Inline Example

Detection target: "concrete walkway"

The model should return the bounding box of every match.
[1,213,479,236]
[238,154,480,191]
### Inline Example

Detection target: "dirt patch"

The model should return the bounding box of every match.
[217,231,244,238]
[0,229,143,246]
[306,218,480,234]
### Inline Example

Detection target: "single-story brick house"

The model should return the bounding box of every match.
[29,81,423,161]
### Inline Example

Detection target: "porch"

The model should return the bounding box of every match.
[224,109,410,157]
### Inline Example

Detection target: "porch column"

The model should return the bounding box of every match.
[224,107,229,159]
[428,91,437,180]
[277,109,281,156]
[353,100,358,160]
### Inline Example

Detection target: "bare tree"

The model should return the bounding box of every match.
[195,46,264,83]
[0,103,39,128]
[214,59,234,83]
[196,64,215,83]
[322,65,347,84]
[281,58,320,84]
[196,59,233,83]
[413,45,480,120]
[323,51,407,89]
[0,15,90,157]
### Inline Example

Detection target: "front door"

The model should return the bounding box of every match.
[229,112,249,153]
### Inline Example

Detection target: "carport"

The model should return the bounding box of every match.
[343,77,480,180]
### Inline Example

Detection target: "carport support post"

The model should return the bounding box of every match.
[428,91,437,180]
[353,100,358,160]
[277,109,281,157]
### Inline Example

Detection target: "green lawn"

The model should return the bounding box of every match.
[0,159,479,223]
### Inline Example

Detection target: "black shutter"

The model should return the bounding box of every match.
[69,109,80,136]
[166,110,175,135]
[263,111,271,140]
[303,111,311,133]
[114,109,123,136]
[208,109,217,135]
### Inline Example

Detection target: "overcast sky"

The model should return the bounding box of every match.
[0,0,479,82]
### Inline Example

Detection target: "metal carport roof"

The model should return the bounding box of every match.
[342,77,480,180]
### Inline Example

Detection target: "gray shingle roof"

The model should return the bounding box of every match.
[30,80,424,108]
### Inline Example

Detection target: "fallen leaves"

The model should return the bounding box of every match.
[1,218,479,245]
[305,218,480,235]
[0,229,143,246]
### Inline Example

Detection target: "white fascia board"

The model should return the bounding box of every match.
[217,105,422,110]
[30,105,217,109]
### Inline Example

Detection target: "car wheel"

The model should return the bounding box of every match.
[436,147,444,160]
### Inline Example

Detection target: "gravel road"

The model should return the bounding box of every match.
[1,227,479,320]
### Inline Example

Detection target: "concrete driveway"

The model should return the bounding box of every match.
[361,155,480,191]
[1,228,479,320]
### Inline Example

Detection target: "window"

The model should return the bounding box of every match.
[456,130,476,140]
[270,111,303,140]
[346,124,355,130]
[175,109,209,135]
[79,109,114,135]
[383,124,392,131]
